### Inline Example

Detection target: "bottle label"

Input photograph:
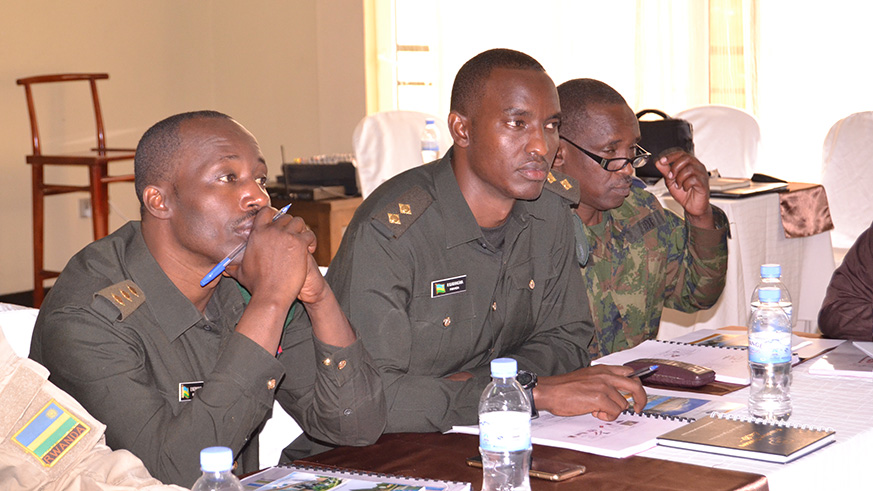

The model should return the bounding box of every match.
[749,331,792,364]
[479,411,531,452]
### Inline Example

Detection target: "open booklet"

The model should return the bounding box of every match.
[241,464,471,491]
[449,391,744,459]
[668,328,844,363]
[592,338,751,384]
[808,340,873,378]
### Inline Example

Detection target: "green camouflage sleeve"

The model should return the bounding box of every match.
[662,205,729,312]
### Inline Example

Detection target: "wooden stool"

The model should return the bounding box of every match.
[16,73,135,307]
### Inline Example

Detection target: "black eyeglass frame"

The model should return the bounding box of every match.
[560,136,652,172]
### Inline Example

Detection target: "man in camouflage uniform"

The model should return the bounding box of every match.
[554,79,728,358]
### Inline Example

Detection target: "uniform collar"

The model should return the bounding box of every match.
[433,149,533,249]
[124,222,245,341]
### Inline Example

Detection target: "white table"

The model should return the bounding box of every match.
[657,192,835,338]
[640,353,873,490]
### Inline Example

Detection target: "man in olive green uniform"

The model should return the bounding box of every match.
[553,79,728,358]
[1,329,185,490]
[30,111,386,486]
[326,49,647,435]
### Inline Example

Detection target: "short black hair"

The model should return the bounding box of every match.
[134,110,232,209]
[450,48,546,116]
[556,78,627,135]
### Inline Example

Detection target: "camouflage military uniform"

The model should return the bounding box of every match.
[578,186,728,358]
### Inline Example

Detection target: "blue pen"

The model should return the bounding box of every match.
[199,203,292,287]
[628,364,659,378]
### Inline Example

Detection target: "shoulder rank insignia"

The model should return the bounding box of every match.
[371,185,433,239]
[544,170,581,204]
[92,280,145,321]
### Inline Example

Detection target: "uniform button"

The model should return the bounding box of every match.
[528,279,535,290]
[491,302,497,311]
[267,378,277,390]
[442,316,451,327]
[203,325,212,331]
[343,408,353,416]
[322,358,332,366]
[338,360,347,370]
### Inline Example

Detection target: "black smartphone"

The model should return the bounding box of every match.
[466,455,586,482]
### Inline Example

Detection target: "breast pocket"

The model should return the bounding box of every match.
[502,256,558,342]
[409,289,475,375]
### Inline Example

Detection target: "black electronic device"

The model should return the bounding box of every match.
[281,161,359,197]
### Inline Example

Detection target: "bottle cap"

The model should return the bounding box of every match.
[200,446,234,472]
[490,358,518,378]
[757,287,781,303]
[760,264,781,278]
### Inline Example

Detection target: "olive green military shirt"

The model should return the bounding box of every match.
[30,222,386,487]
[327,151,593,433]
[578,186,728,358]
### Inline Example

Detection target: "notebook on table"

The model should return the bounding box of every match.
[592,339,751,385]
[657,413,835,463]
[241,464,470,491]
[808,341,873,378]
[710,181,788,199]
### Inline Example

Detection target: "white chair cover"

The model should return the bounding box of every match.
[352,110,452,198]
[821,111,873,253]
[675,105,761,178]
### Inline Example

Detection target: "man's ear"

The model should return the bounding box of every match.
[142,185,172,220]
[448,111,470,148]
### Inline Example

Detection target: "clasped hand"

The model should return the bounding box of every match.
[230,206,326,306]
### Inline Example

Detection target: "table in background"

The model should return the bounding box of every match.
[296,432,767,491]
[658,190,834,338]
[271,196,362,267]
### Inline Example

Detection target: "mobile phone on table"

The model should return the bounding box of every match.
[466,455,586,482]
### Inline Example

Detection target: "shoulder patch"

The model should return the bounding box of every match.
[544,170,580,203]
[92,280,145,321]
[12,399,90,467]
[371,185,433,239]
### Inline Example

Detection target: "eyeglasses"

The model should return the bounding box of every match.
[560,136,651,172]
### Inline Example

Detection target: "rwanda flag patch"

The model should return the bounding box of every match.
[13,399,90,467]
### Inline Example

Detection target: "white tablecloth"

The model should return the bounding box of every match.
[657,193,835,338]
[640,351,873,490]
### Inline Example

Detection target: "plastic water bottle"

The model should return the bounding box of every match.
[191,446,244,491]
[420,118,440,163]
[750,264,794,326]
[748,287,792,420]
[479,358,531,491]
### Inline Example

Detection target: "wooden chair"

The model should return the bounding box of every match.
[16,73,135,307]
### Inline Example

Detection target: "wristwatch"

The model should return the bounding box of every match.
[516,370,539,419]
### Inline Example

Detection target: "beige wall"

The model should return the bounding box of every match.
[0,0,366,295]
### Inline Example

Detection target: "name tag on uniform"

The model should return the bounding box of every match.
[179,381,204,402]
[431,275,467,298]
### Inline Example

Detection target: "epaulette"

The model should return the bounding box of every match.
[543,170,580,204]
[371,185,433,239]
[91,280,145,322]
